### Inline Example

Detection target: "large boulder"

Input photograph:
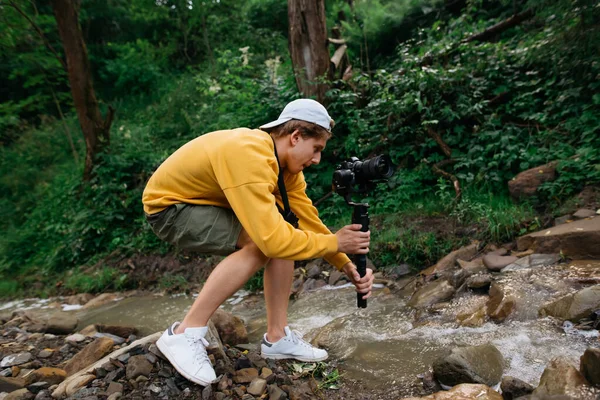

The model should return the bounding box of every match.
[508,161,557,200]
[46,312,78,334]
[421,242,480,277]
[539,285,600,322]
[580,347,600,386]
[400,383,502,400]
[210,309,248,346]
[408,279,455,309]
[432,343,504,387]
[532,357,597,399]
[517,216,600,259]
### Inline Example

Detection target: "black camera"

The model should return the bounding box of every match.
[332,155,394,201]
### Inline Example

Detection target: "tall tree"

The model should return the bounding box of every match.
[50,0,113,181]
[287,0,330,103]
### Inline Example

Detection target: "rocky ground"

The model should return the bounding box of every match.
[2,203,600,399]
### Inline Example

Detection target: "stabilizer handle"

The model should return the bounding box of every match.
[352,204,369,308]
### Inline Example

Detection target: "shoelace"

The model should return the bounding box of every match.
[187,335,210,365]
[290,330,313,349]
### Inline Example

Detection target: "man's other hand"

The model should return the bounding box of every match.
[342,262,374,300]
[335,224,370,254]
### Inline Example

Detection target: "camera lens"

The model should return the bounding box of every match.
[360,155,394,180]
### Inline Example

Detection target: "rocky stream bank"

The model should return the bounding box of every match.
[1,209,600,400]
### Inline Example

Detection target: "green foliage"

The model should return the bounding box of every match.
[0,280,21,299]
[2,0,599,292]
[64,267,129,293]
[159,273,188,291]
[244,269,264,292]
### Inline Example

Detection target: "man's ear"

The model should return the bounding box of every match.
[290,129,301,146]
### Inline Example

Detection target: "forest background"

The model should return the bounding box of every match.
[1,0,598,297]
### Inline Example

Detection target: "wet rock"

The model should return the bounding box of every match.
[432,343,504,387]
[92,332,125,345]
[37,350,53,359]
[533,357,597,399]
[83,293,120,309]
[64,337,115,376]
[106,392,121,400]
[306,262,322,279]
[483,254,519,272]
[235,356,252,370]
[78,325,99,337]
[573,209,596,219]
[420,371,442,393]
[486,283,516,322]
[23,368,66,386]
[457,258,487,274]
[517,216,600,259]
[503,254,561,272]
[65,293,95,306]
[65,334,86,343]
[500,376,534,399]
[233,368,258,383]
[210,309,248,346]
[106,381,123,396]
[287,381,315,400]
[96,325,138,339]
[126,355,153,380]
[201,385,212,400]
[260,367,273,380]
[45,312,78,335]
[27,381,50,395]
[539,285,600,322]
[290,277,304,295]
[328,270,344,285]
[400,383,502,399]
[247,378,267,396]
[408,279,455,309]
[555,214,572,226]
[0,376,25,392]
[457,306,487,327]
[421,242,480,276]
[1,353,33,368]
[64,373,95,397]
[4,388,34,400]
[267,384,287,400]
[580,347,600,386]
[466,274,492,290]
[508,161,557,200]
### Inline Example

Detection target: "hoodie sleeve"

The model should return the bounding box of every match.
[284,173,352,270]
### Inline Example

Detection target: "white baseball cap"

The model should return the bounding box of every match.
[260,99,334,132]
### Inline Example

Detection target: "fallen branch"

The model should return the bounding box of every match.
[463,9,534,43]
[421,8,535,66]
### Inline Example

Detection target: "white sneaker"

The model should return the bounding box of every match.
[260,326,328,362]
[156,322,217,386]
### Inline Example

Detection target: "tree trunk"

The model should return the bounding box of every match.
[288,0,330,103]
[51,0,113,181]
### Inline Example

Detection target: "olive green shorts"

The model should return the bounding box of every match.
[146,204,243,256]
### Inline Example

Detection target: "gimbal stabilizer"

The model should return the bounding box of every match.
[332,155,394,308]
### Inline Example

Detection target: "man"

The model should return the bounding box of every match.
[142,99,374,386]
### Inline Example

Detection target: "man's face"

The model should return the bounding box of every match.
[287,130,328,174]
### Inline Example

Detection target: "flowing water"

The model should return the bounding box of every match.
[3,261,599,396]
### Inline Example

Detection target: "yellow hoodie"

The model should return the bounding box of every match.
[142,128,351,270]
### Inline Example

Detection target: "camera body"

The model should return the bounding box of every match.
[332,155,394,202]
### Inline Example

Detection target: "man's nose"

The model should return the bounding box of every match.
[312,153,321,164]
